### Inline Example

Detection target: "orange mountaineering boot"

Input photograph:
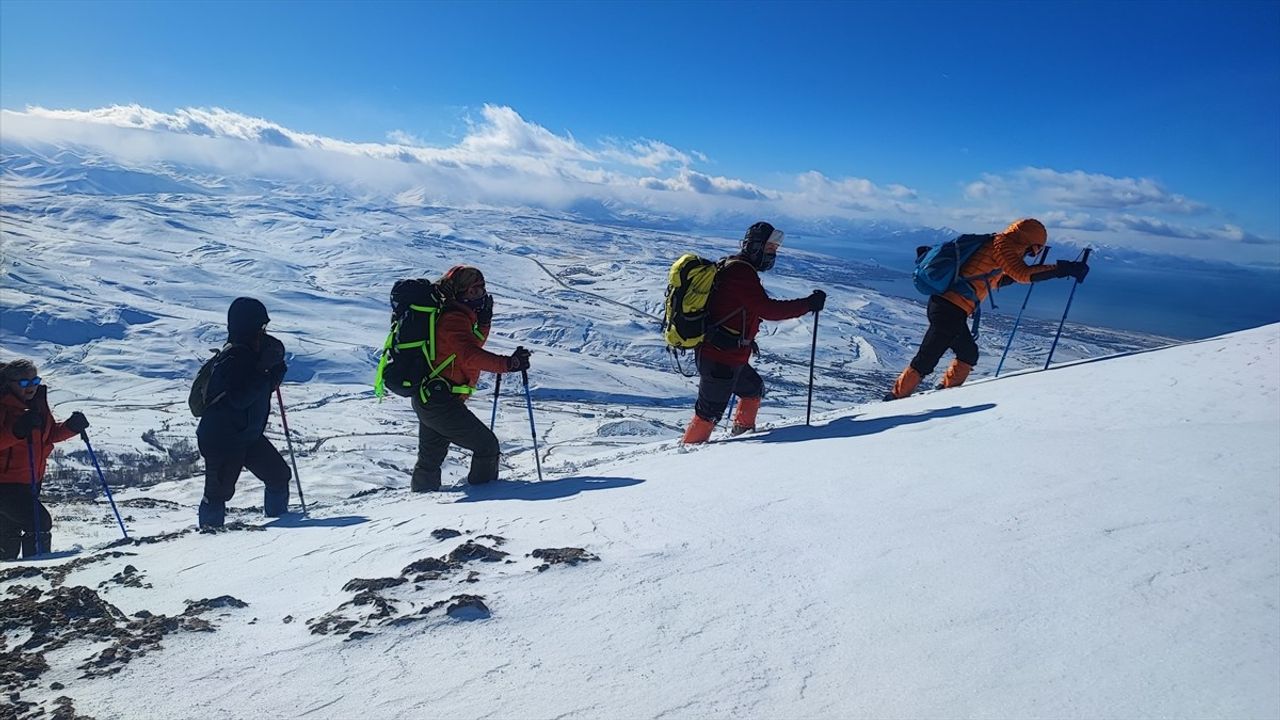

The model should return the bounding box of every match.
[731,396,761,436]
[885,366,922,400]
[940,359,973,389]
[681,415,715,445]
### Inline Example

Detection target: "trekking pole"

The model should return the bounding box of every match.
[275,387,308,516]
[489,373,502,431]
[722,395,737,430]
[80,431,129,540]
[996,248,1051,377]
[1044,248,1093,371]
[26,435,43,555]
[806,310,820,426]
[520,369,544,483]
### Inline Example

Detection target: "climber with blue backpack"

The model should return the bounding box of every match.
[885,218,1089,400]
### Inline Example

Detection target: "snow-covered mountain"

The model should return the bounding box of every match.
[4,127,1275,719]
[1,136,1159,477]
[3,325,1277,719]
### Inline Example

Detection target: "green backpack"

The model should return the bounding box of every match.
[374,279,479,401]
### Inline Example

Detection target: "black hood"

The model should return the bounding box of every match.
[227,297,269,340]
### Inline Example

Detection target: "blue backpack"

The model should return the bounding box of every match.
[911,233,998,301]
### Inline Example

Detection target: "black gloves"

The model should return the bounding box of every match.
[508,346,531,372]
[267,363,288,389]
[257,334,287,387]
[12,410,44,439]
[256,333,286,372]
[1056,260,1090,283]
[807,290,827,313]
[476,294,494,327]
[64,411,89,434]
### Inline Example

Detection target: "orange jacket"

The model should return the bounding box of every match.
[942,221,1060,315]
[0,386,77,487]
[433,303,510,399]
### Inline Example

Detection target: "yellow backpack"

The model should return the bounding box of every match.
[662,254,722,349]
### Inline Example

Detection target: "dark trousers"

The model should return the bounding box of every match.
[198,435,291,526]
[0,484,52,560]
[910,296,979,376]
[411,393,500,489]
[694,352,764,422]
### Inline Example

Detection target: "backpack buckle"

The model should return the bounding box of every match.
[422,376,454,401]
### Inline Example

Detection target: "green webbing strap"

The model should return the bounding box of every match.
[376,304,481,403]
[373,327,396,399]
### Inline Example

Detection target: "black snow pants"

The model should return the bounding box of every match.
[0,484,52,560]
[198,435,291,527]
[693,352,764,423]
[410,393,500,491]
[910,296,979,376]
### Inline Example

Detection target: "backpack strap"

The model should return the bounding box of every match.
[415,308,482,403]
[203,342,243,411]
[705,257,751,348]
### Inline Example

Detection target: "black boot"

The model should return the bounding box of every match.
[0,535,19,561]
[20,532,52,558]
[411,468,442,493]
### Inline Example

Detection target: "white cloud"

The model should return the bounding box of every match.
[969,167,1208,215]
[642,169,773,200]
[600,138,695,170]
[2,104,1273,263]
[456,105,595,162]
[791,171,919,213]
[387,129,427,147]
[964,181,993,201]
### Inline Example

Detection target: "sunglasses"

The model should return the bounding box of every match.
[14,377,42,388]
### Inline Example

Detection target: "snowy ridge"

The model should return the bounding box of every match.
[3,326,1278,719]
[0,138,1159,486]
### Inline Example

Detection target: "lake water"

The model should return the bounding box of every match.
[797,238,1280,340]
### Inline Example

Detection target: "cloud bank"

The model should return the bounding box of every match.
[2,104,1275,264]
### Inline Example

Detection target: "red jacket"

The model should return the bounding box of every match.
[0,386,77,487]
[433,303,511,399]
[699,258,811,365]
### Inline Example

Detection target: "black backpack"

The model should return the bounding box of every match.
[189,343,235,417]
[374,279,451,398]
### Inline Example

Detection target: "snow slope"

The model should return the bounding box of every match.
[5,325,1277,719]
[0,136,1160,496]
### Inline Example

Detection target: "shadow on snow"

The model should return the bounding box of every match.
[753,403,997,443]
[263,514,370,528]
[457,475,644,502]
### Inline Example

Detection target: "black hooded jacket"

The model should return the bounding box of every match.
[196,298,282,450]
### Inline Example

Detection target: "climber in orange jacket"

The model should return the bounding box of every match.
[886,218,1089,400]
[0,359,89,558]
[410,265,530,491]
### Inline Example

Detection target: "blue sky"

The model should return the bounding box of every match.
[2,0,1278,264]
